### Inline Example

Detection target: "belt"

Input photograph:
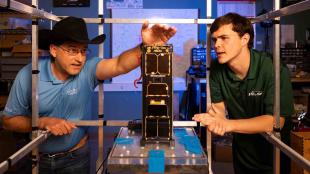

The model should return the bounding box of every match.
[41,135,88,158]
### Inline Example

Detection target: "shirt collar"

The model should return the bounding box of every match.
[226,49,257,81]
[247,49,258,80]
[226,66,241,81]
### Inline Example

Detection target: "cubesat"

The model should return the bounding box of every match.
[140,44,174,146]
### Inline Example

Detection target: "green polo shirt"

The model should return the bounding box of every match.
[210,49,294,173]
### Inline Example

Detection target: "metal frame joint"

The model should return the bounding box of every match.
[98,114,104,119]
[32,70,40,74]
[273,127,281,132]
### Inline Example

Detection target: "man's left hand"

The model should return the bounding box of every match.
[192,104,231,136]
[193,113,230,136]
[141,21,177,45]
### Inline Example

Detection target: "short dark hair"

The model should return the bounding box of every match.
[210,13,254,48]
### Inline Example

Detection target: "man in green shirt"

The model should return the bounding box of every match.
[193,13,294,174]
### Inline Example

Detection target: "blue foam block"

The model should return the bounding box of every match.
[115,137,134,145]
[148,150,165,173]
[174,128,188,138]
[179,135,203,155]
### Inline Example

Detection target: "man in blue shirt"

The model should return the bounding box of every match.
[2,16,176,173]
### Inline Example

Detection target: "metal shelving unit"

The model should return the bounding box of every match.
[0,0,309,174]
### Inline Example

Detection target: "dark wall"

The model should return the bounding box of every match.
[281,9,310,44]
[255,0,273,51]
[255,0,310,51]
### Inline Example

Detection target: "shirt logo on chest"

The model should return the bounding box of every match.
[66,88,78,96]
[248,90,263,96]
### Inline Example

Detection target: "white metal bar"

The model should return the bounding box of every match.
[0,0,60,21]
[105,120,129,127]
[31,13,39,139]
[206,23,213,174]
[4,0,309,25]
[105,18,215,24]
[206,0,212,18]
[0,131,50,174]
[96,0,104,173]
[0,161,9,174]
[31,1,39,173]
[71,120,104,126]
[272,0,281,173]
[262,132,310,172]
[81,18,215,24]
[98,0,103,15]
[70,120,197,127]
[98,25,104,57]
[198,19,215,24]
[11,131,50,167]
[252,0,310,23]
[172,121,197,127]
[71,120,127,127]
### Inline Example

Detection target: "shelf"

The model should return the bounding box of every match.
[291,78,310,83]
[0,29,31,35]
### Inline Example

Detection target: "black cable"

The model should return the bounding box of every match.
[96,147,112,174]
[104,167,110,174]
[102,148,111,173]
[185,82,191,120]
[96,162,104,173]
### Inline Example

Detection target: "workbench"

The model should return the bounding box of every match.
[107,127,208,174]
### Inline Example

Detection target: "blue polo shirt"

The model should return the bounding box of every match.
[3,56,101,153]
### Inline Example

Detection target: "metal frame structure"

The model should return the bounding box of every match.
[205,1,213,173]
[272,1,281,173]
[82,18,215,24]
[30,0,40,172]
[96,0,104,173]
[0,130,50,174]
[0,0,310,174]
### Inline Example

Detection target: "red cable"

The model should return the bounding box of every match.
[134,73,142,88]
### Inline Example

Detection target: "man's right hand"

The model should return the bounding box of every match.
[141,21,177,45]
[38,117,77,136]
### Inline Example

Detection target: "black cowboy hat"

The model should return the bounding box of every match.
[39,16,105,50]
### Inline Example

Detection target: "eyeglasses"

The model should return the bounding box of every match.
[58,46,91,56]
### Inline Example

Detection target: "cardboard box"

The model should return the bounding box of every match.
[212,142,233,162]
[0,95,8,109]
[12,44,32,57]
[0,35,27,49]
[0,17,10,30]
[291,131,310,174]
[212,135,233,162]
